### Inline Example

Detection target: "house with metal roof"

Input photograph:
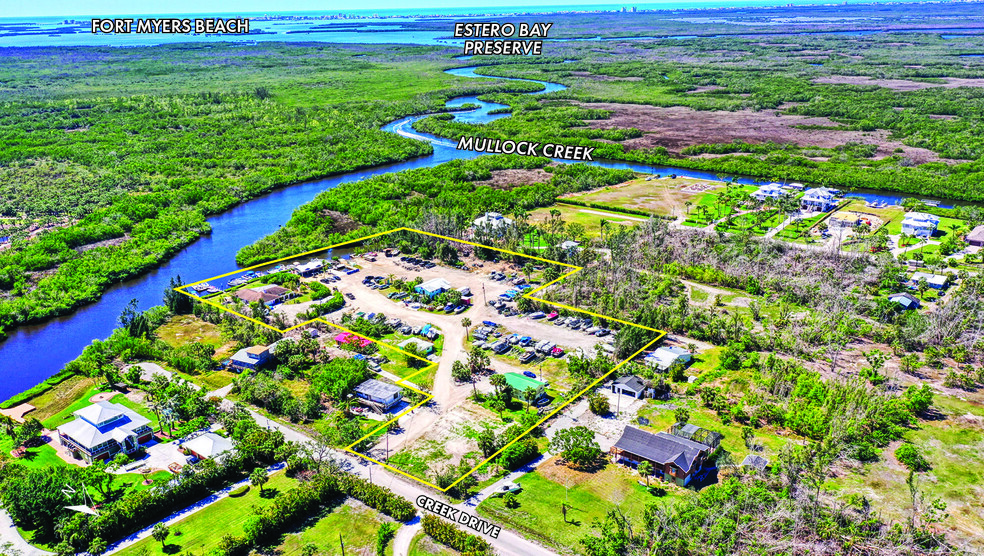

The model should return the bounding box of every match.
[644,346,692,372]
[901,212,941,238]
[888,292,921,311]
[909,272,948,290]
[415,278,451,298]
[473,212,514,231]
[800,187,838,212]
[503,372,546,400]
[741,454,770,472]
[752,183,785,202]
[397,337,434,355]
[610,426,713,486]
[56,401,153,463]
[966,225,984,247]
[611,375,652,399]
[229,345,271,371]
[354,379,404,412]
[181,432,236,462]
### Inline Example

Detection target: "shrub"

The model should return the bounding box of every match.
[503,492,520,508]
[228,485,250,497]
[895,443,930,471]
[421,514,493,555]
[588,393,610,416]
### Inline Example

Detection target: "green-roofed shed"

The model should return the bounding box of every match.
[503,372,546,399]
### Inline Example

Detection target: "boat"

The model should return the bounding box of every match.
[920,199,940,207]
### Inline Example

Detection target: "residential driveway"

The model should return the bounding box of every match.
[0,510,51,556]
[121,440,185,473]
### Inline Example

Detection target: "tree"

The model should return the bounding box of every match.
[550,426,601,467]
[489,398,506,419]
[637,461,653,487]
[88,537,107,556]
[461,317,471,339]
[250,467,269,492]
[152,523,170,547]
[741,426,755,449]
[467,346,489,375]
[164,275,193,314]
[674,407,690,424]
[489,374,506,397]
[451,360,471,384]
[588,394,609,416]
[477,426,497,457]
[900,353,922,376]
[523,387,539,411]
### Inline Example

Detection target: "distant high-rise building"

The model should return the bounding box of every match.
[631,6,637,12]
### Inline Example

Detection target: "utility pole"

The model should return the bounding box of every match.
[482,283,487,307]
[339,533,345,556]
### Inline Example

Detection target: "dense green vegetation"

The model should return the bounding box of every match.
[0,43,541,337]
[235,155,632,265]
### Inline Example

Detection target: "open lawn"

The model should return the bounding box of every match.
[477,461,671,551]
[116,472,297,556]
[278,501,387,556]
[23,374,99,422]
[157,314,225,350]
[716,209,783,235]
[562,175,723,218]
[826,397,984,550]
[529,204,642,239]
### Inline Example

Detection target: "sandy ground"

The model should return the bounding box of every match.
[572,101,959,164]
[813,75,984,91]
[276,252,618,471]
[472,168,554,189]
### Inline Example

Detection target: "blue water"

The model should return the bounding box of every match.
[0,60,962,399]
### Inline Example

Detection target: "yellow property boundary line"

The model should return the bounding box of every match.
[176,227,666,492]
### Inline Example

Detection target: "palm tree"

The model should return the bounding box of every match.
[461,317,472,339]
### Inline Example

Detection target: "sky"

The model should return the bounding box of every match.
[4,0,895,18]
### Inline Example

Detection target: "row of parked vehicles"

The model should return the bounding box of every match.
[399,256,437,270]
[472,323,565,362]
[529,311,611,336]
[488,270,526,285]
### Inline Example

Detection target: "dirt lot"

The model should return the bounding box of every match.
[472,167,554,189]
[573,101,956,164]
[562,176,725,217]
[813,75,984,91]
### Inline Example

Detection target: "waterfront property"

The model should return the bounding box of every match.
[56,401,154,463]
[234,284,295,306]
[828,211,861,229]
[229,345,271,371]
[966,224,984,247]
[800,187,838,212]
[609,425,713,486]
[901,212,941,237]
[611,375,652,399]
[415,277,451,298]
[353,379,404,412]
[752,183,785,202]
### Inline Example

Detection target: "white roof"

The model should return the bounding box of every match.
[645,346,691,369]
[418,277,451,292]
[181,432,235,460]
[397,338,434,352]
[802,187,836,201]
[911,272,947,285]
[296,259,324,272]
[57,401,151,450]
[902,212,940,226]
[474,212,514,229]
[559,240,581,249]
[753,183,785,198]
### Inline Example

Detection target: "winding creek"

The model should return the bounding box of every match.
[0,64,961,398]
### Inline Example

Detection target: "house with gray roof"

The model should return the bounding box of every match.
[611,375,653,399]
[354,379,404,412]
[56,401,154,463]
[610,426,713,486]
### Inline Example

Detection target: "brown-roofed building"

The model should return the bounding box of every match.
[234,284,295,306]
[968,225,984,247]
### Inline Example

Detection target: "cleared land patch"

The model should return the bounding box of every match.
[573,102,954,163]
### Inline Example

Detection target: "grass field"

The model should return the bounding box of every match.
[477,461,670,550]
[529,204,643,238]
[117,472,297,556]
[39,386,158,433]
[408,531,458,555]
[562,175,722,217]
[278,501,387,556]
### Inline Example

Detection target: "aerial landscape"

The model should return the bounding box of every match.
[0,1,983,555]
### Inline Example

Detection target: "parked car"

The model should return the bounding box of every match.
[523,370,537,379]
[519,351,537,364]
[519,336,532,346]
[551,346,565,358]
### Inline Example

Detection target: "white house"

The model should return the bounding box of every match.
[800,188,838,212]
[473,212,513,231]
[354,379,404,412]
[415,277,451,298]
[901,212,940,238]
[752,183,785,202]
[910,272,948,290]
[181,432,236,462]
[645,346,693,371]
[56,401,154,463]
